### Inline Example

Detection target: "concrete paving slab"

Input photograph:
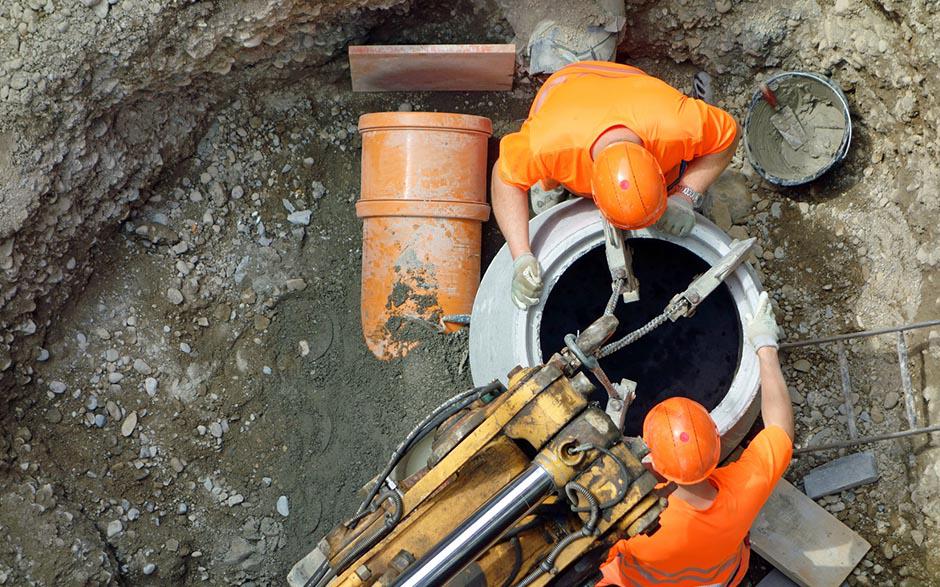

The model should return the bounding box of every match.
[802,451,879,499]
[752,479,870,587]
[756,569,800,587]
[349,44,516,92]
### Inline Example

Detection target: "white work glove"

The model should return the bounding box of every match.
[655,195,696,237]
[511,253,543,310]
[745,291,782,350]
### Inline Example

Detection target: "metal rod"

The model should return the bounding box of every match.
[896,331,918,429]
[780,318,940,349]
[836,343,858,440]
[794,424,940,455]
[391,464,554,587]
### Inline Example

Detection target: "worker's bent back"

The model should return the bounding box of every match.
[598,425,793,587]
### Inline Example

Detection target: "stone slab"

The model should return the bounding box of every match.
[348,44,516,91]
[752,479,870,587]
[802,451,879,499]
[756,569,800,587]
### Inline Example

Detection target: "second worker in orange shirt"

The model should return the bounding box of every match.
[493,62,741,309]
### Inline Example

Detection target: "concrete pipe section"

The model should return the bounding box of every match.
[470,198,764,452]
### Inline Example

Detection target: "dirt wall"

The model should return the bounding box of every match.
[0,0,411,404]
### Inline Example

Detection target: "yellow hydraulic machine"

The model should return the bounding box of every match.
[288,315,665,587]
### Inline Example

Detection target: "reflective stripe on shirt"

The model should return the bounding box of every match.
[605,540,746,586]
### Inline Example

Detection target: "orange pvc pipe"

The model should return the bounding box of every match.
[357,112,492,360]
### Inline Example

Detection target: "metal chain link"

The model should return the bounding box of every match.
[604,279,624,316]
[598,310,671,359]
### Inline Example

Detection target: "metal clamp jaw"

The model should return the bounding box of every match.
[665,237,757,321]
[602,220,639,304]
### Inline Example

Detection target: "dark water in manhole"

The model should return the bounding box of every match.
[540,238,742,436]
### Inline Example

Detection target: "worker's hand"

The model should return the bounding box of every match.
[511,253,543,310]
[655,195,696,237]
[745,291,782,350]
[529,181,567,215]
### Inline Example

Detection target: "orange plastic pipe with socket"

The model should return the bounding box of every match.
[356,112,493,360]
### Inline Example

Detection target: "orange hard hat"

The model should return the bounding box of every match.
[591,141,667,230]
[643,397,720,485]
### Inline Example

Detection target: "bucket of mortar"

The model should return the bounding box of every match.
[744,71,852,186]
[357,112,492,360]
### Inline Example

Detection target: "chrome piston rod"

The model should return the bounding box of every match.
[391,464,555,587]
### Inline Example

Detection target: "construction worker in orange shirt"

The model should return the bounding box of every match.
[597,291,793,587]
[492,61,741,309]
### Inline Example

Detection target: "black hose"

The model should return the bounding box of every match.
[305,491,404,587]
[354,380,503,518]
[565,445,631,512]
[499,537,524,587]
[514,483,600,587]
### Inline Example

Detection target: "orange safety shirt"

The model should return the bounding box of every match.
[598,425,793,587]
[497,62,738,196]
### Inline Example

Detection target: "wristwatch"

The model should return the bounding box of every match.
[673,184,704,209]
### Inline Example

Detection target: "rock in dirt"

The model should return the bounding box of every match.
[793,359,812,373]
[166,288,184,305]
[224,537,255,566]
[143,563,156,575]
[709,172,752,223]
[106,519,123,538]
[121,411,138,437]
[287,210,312,226]
[883,391,900,410]
[144,377,158,396]
[49,381,67,394]
[276,495,289,517]
[133,358,152,375]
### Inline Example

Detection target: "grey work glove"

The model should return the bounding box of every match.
[745,291,782,350]
[511,253,543,310]
[529,181,567,215]
[655,195,696,237]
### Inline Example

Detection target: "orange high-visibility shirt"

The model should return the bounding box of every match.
[598,425,793,587]
[497,62,738,195]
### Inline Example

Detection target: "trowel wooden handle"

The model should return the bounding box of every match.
[759,83,779,109]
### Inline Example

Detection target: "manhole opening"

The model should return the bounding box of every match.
[539,238,742,436]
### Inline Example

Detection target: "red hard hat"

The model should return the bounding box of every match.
[643,397,721,485]
[591,142,667,230]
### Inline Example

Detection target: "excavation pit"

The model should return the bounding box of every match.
[539,239,742,436]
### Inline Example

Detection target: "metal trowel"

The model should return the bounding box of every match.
[760,83,807,149]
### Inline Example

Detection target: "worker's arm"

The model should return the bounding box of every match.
[492,162,545,309]
[677,121,741,194]
[757,347,794,440]
[491,162,532,259]
[746,291,794,440]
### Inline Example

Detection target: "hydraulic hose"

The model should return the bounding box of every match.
[514,483,600,587]
[354,380,503,519]
[305,491,403,587]
[565,444,631,512]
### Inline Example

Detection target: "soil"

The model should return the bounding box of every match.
[2,0,940,585]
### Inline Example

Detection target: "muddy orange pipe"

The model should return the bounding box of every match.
[357,112,492,360]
